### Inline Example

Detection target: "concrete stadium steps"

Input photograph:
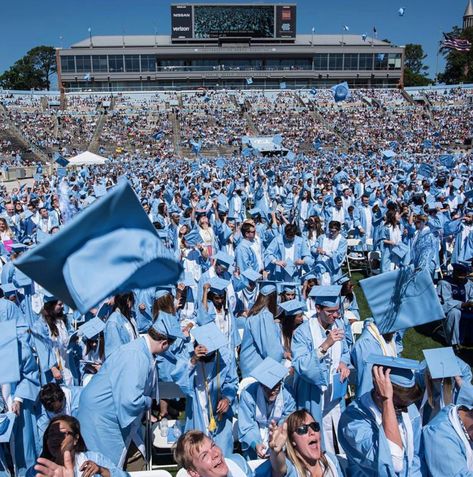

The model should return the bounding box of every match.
[170,112,181,156]
[0,103,49,162]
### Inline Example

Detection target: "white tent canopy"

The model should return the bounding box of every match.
[67,151,107,166]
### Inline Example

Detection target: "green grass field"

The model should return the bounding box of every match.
[350,271,445,361]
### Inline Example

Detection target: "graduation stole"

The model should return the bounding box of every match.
[367,323,397,357]
[201,353,220,434]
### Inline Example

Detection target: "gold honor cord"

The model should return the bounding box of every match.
[201,353,220,433]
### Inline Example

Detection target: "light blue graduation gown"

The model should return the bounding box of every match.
[172,345,238,456]
[237,382,295,458]
[338,393,424,477]
[0,315,41,477]
[292,318,350,428]
[103,310,138,360]
[77,337,156,466]
[410,228,438,276]
[446,220,473,265]
[310,235,347,283]
[422,404,473,477]
[437,279,473,346]
[235,239,260,273]
[350,323,401,398]
[239,309,284,378]
[264,235,311,281]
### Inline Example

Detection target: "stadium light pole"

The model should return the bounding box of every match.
[88,27,93,47]
[311,27,315,45]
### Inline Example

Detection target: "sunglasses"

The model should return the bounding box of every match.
[295,422,320,435]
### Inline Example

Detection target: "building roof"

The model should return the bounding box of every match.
[69,34,392,49]
[465,0,473,17]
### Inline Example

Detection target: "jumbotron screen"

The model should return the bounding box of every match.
[171,4,296,40]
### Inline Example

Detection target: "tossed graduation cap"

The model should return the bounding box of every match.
[191,322,227,354]
[423,347,462,379]
[279,299,306,316]
[366,354,421,388]
[183,228,202,247]
[360,267,444,334]
[309,285,342,307]
[14,182,182,314]
[213,251,234,269]
[76,317,106,340]
[464,189,473,201]
[0,321,20,385]
[0,413,16,443]
[250,357,288,389]
[241,268,261,283]
[53,152,69,168]
[151,311,185,340]
[209,276,229,295]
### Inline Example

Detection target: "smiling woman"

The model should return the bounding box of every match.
[268,409,343,477]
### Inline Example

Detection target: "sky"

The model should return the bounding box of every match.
[0,0,469,81]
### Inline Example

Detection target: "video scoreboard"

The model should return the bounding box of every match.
[171,4,296,40]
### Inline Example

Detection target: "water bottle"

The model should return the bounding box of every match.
[160,417,168,437]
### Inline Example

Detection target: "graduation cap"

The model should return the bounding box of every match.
[241,269,261,283]
[366,354,421,388]
[209,277,229,295]
[391,242,409,259]
[183,229,202,247]
[464,190,473,201]
[381,150,396,160]
[75,317,106,340]
[213,251,234,269]
[279,299,306,316]
[0,321,20,385]
[53,152,69,168]
[0,413,15,443]
[1,283,17,296]
[15,182,182,314]
[452,179,463,190]
[418,163,434,178]
[334,273,350,286]
[191,322,227,354]
[331,82,350,102]
[309,285,342,307]
[422,347,461,380]
[250,357,288,389]
[259,280,278,296]
[359,267,444,334]
[151,311,185,340]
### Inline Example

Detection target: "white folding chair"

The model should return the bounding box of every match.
[129,471,173,477]
[247,460,266,471]
[153,419,177,449]
[346,238,367,276]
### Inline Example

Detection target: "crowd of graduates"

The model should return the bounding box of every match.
[0,86,473,477]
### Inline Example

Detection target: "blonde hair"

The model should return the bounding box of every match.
[425,370,453,408]
[173,430,207,471]
[285,410,334,477]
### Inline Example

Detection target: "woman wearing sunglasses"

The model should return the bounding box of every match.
[268,409,342,477]
[27,415,127,477]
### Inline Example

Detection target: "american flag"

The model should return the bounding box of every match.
[442,33,471,52]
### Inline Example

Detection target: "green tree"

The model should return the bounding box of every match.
[403,43,431,86]
[0,46,56,90]
[439,26,473,84]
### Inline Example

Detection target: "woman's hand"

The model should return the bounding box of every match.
[373,365,393,401]
[51,367,62,381]
[268,420,287,454]
[35,450,74,477]
[80,460,101,477]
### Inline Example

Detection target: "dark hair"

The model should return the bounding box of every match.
[241,222,255,238]
[41,415,87,461]
[152,293,175,319]
[280,311,302,352]
[385,209,399,227]
[39,383,66,412]
[248,291,278,317]
[113,292,134,319]
[41,301,66,337]
[328,220,341,231]
[284,223,298,238]
[392,382,423,407]
[148,326,175,344]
